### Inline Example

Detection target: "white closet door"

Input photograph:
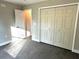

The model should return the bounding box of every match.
[62,5,77,50]
[40,9,51,44]
[54,5,77,50]
[54,7,64,48]
[40,4,77,50]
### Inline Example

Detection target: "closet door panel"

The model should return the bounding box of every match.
[63,5,77,49]
[54,5,77,50]
[54,7,64,47]
[49,8,55,45]
[40,9,51,44]
[40,9,47,43]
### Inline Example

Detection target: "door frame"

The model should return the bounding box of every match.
[38,3,79,52]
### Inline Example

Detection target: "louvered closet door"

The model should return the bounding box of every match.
[62,5,77,50]
[53,7,64,48]
[50,8,55,45]
[40,4,77,50]
[54,5,77,50]
[40,8,53,44]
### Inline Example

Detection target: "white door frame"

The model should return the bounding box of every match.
[38,3,79,52]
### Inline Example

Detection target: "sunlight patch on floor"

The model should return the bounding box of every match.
[4,37,26,58]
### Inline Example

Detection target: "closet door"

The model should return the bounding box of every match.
[54,5,77,50]
[40,9,52,44]
[62,5,77,50]
[54,7,64,48]
[40,4,77,50]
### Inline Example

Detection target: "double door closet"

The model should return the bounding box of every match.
[39,4,78,50]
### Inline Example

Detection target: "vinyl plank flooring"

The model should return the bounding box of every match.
[0,37,79,59]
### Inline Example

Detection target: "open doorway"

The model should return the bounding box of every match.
[23,9,32,37]
[11,9,32,39]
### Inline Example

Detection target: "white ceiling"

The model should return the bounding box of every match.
[4,0,46,5]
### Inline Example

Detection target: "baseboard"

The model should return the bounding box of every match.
[32,39,40,42]
[72,49,79,54]
[0,40,11,46]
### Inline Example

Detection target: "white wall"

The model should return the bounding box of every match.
[0,1,22,45]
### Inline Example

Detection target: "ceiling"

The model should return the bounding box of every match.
[4,0,46,5]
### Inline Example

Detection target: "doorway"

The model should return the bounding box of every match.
[24,9,32,37]
[11,9,32,38]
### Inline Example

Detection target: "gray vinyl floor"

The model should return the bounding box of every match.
[0,37,79,59]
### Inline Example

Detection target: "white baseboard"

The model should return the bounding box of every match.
[72,49,79,54]
[32,38,40,42]
[0,40,11,46]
